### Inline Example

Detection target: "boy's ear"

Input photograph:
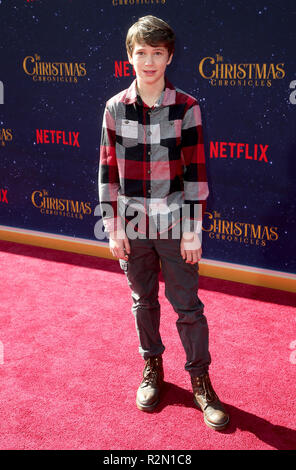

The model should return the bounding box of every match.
[167,53,173,65]
[128,53,133,65]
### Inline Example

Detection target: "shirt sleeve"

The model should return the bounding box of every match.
[98,104,122,233]
[181,100,209,234]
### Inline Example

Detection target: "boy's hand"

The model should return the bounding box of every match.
[180,232,202,264]
[109,230,131,260]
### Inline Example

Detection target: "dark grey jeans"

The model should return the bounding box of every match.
[119,236,211,377]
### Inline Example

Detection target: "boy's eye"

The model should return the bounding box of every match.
[135,50,164,56]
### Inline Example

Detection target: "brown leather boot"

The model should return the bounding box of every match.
[136,355,164,412]
[191,373,229,431]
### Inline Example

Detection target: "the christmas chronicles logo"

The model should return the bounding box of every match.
[31,190,91,220]
[199,54,285,87]
[23,55,87,83]
[203,211,279,247]
[0,128,12,147]
[36,129,80,147]
[112,0,166,6]
[210,141,269,163]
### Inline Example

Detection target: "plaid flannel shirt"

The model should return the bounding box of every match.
[99,77,209,238]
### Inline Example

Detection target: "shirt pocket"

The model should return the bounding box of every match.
[159,119,182,148]
[116,119,138,148]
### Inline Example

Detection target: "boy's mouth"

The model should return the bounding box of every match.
[143,70,157,75]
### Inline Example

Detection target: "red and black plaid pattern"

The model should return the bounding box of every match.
[99,77,209,235]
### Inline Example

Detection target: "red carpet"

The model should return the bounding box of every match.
[0,239,295,450]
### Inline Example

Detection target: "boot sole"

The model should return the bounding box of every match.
[136,397,159,412]
[193,397,229,431]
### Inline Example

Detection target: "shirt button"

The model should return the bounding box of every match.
[124,120,129,124]
[147,131,152,136]
[147,170,151,174]
[148,189,151,194]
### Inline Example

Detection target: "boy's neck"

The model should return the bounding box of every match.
[136,76,165,107]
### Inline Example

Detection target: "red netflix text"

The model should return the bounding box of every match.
[36,130,80,147]
[0,189,8,203]
[210,142,269,162]
[114,61,135,78]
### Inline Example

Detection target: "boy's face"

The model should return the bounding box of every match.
[128,41,173,87]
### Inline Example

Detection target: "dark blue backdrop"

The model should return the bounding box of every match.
[0,0,295,275]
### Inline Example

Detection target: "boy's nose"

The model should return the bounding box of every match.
[145,55,154,65]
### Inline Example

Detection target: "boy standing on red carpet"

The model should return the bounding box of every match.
[99,15,229,431]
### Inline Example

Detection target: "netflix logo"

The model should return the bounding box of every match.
[210,142,269,163]
[36,129,80,147]
[114,61,135,78]
[0,189,8,204]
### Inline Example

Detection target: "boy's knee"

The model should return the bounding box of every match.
[176,309,207,327]
[132,296,160,310]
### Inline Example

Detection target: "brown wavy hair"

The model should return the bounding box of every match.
[126,15,175,58]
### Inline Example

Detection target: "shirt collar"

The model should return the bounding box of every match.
[123,76,176,107]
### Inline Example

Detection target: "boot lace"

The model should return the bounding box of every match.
[143,358,161,385]
[192,374,218,407]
